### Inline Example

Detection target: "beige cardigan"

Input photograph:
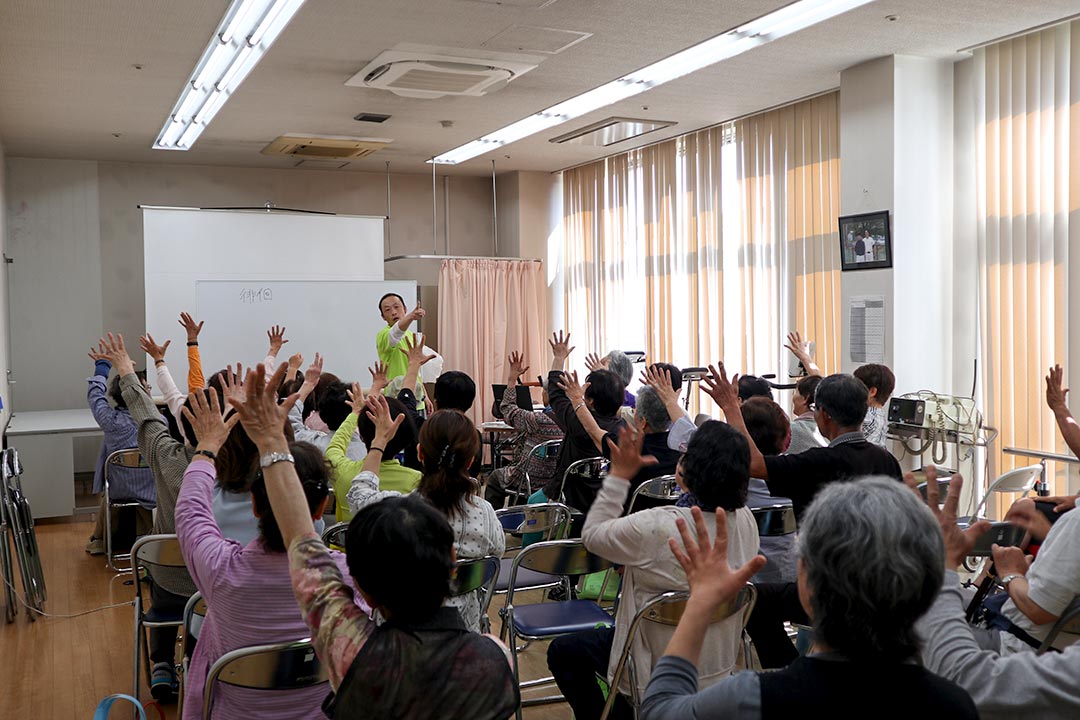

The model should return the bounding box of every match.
[581,475,759,697]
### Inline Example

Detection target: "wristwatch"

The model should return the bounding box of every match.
[260,451,295,468]
[1000,574,1023,587]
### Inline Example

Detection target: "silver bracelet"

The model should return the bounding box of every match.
[259,451,295,469]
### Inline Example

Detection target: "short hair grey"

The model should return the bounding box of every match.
[635,386,671,431]
[798,476,943,662]
[605,350,634,385]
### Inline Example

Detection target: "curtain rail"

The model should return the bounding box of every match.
[553,87,838,175]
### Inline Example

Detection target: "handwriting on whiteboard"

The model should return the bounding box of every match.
[239,287,273,304]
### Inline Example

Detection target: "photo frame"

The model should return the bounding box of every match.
[838,211,892,271]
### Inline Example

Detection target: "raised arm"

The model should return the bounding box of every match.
[701,363,767,478]
[641,365,686,426]
[179,312,205,390]
[85,347,127,434]
[558,371,606,452]
[581,427,657,563]
[1046,364,1080,458]
[501,351,541,434]
[264,324,288,374]
[389,304,425,344]
[399,333,436,397]
[548,331,575,373]
[784,331,822,378]
[141,333,184,415]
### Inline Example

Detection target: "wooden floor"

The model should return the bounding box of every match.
[0,518,571,719]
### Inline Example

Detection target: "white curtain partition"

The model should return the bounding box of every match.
[437,258,548,427]
[974,21,1080,503]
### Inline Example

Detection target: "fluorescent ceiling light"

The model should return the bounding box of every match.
[431,0,874,164]
[153,0,307,151]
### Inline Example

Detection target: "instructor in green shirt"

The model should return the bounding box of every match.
[376,292,425,382]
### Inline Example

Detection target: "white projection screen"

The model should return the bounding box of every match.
[143,207,414,390]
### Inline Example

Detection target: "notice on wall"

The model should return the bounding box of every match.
[850,295,885,363]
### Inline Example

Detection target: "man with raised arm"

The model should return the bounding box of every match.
[375,293,425,383]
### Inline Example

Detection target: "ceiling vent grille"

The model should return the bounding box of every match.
[262,134,392,160]
[347,44,541,99]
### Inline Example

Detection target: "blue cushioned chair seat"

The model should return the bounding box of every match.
[143,606,183,624]
[496,557,560,592]
[511,600,613,637]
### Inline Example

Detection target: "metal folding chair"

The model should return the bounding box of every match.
[0,460,18,623]
[450,555,501,633]
[130,534,195,703]
[556,456,609,509]
[2,448,46,618]
[967,464,1043,521]
[751,504,797,537]
[1038,595,1080,654]
[503,539,616,719]
[321,521,348,551]
[104,449,152,573]
[510,439,563,506]
[202,639,328,718]
[177,591,208,710]
[627,474,681,514]
[494,503,572,638]
[600,586,758,719]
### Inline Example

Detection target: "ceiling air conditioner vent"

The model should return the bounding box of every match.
[262,134,392,160]
[347,44,541,99]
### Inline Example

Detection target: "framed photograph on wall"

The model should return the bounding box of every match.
[838,211,892,271]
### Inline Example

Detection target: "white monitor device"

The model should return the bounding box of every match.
[142,207,413,391]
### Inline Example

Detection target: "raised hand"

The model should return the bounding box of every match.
[921,468,992,569]
[267,325,288,355]
[409,304,426,322]
[548,331,575,361]
[368,361,389,395]
[227,363,295,453]
[220,364,246,407]
[606,423,658,481]
[701,362,739,410]
[585,352,608,372]
[286,352,304,377]
[508,351,530,382]
[98,333,135,377]
[641,364,678,404]
[1046,364,1070,414]
[178,312,204,343]
[181,389,238,454]
[88,342,110,363]
[557,370,589,407]
[401,334,436,368]
[669,506,767,610]
[347,382,366,415]
[304,353,323,387]
[365,393,405,446]
[139,333,171,363]
[784,331,811,361]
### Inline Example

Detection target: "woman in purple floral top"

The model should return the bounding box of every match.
[228,363,518,720]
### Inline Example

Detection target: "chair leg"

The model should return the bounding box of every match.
[508,608,523,720]
[132,598,141,703]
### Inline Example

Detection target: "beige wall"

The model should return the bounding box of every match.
[3,157,494,411]
[0,139,8,428]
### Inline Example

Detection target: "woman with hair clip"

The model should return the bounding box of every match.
[174,389,364,720]
[346,397,504,632]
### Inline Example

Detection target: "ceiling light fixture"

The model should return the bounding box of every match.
[152,0,307,151]
[431,0,873,164]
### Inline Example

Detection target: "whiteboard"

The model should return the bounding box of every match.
[194,280,417,386]
[143,207,391,390]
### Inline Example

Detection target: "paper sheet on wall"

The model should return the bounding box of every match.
[849,295,885,363]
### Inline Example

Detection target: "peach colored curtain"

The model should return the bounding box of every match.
[437,258,548,427]
[975,22,1079,509]
[733,92,842,376]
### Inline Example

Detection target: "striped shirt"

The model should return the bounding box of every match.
[87,374,156,508]
[176,460,364,720]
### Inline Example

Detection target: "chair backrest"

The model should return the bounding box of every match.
[604,586,757,712]
[496,502,571,550]
[558,456,609,504]
[628,475,681,513]
[131,534,191,599]
[751,504,797,537]
[975,464,1043,518]
[450,554,501,624]
[506,539,615,606]
[203,639,327,718]
[321,521,348,550]
[522,438,563,480]
[2,448,22,480]
[183,591,208,643]
[106,449,149,470]
[1038,595,1080,654]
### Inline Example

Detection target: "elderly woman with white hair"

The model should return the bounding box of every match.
[640,477,979,719]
